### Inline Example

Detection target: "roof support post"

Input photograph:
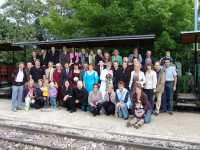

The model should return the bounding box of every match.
[194,36,198,91]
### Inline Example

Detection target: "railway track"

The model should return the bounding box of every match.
[0,118,199,150]
[0,123,166,150]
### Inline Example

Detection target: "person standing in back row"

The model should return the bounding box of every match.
[162,58,177,115]
[154,61,165,116]
[111,49,123,65]
[144,63,157,113]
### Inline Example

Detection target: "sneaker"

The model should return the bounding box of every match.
[154,112,159,116]
[12,108,17,112]
[168,111,173,115]
[70,110,76,113]
[51,109,56,112]
[16,107,24,110]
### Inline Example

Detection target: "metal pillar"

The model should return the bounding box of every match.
[194,36,198,91]
[194,0,199,91]
[195,0,199,31]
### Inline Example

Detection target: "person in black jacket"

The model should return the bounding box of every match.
[113,61,122,91]
[30,60,45,82]
[61,63,70,87]
[73,81,88,112]
[39,49,49,67]
[60,46,70,66]
[48,47,59,65]
[11,62,28,112]
[31,51,40,65]
[95,49,104,66]
[62,80,75,112]
[119,62,131,89]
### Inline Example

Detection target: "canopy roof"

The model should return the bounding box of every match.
[13,34,155,49]
[0,42,24,51]
[180,31,200,44]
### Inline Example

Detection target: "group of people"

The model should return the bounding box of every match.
[11,47,177,129]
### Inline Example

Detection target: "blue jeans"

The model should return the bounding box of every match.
[11,85,24,111]
[162,82,174,112]
[50,97,57,110]
[144,110,152,123]
[117,105,129,119]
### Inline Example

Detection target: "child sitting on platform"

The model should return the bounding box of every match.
[24,79,35,112]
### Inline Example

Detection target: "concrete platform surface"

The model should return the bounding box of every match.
[0,99,200,144]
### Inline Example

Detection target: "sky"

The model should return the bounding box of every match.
[0,0,5,7]
[0,0,5,6]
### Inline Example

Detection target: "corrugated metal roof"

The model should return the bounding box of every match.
[0,42,24,51]
[13,34,155,49]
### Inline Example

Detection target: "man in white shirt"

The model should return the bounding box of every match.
[11,62,27,112]
[162,58,177,115]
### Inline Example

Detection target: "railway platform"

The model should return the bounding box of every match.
[0,99,200,149]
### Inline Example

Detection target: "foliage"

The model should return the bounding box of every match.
[0,0,195,63]
[39,0,193,54]
[1,0,46,41]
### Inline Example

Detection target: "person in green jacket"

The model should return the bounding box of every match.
[111,49,123,65]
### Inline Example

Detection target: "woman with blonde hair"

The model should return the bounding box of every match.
[129,62,145,91]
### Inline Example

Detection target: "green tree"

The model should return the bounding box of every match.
[40,0,193,53]
[1,0,46,41]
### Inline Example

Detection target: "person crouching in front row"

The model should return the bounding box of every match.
[116,81,132,120]
[102,85,116,116]
[62,80,74,113]
[88,84,103,116]
[127,83,151,128]
[73,81,88,112]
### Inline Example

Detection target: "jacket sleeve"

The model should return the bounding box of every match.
[115,92,120,103]
[119,56,123,65]
[94,71,99,83]
[129,71,134,90]
[88,93,93,106]
[124,91,129,103]
[152,71,157,89]
[111,92,116,104]
[156,70,165,92]
[100,70,106,81]
[140,72,146,87]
